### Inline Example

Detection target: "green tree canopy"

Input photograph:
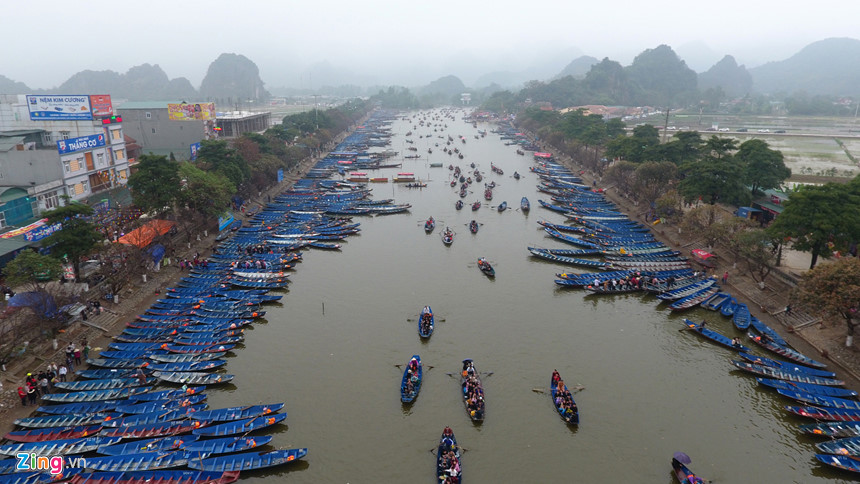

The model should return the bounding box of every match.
[768,182,860,268]
[197,140,249,189]
[2,250,63,288]
[794,257,860,345]
[737,139,791,195]
[177,163,235,220]
[127,154,181,213]
[678,157,750,206]
[41,203,103,274]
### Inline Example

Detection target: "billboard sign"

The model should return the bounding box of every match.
[190,142,201,161]
[277,169,284,183]
[26,95,93,120]
[24,222,63,242]
[168,102,216,121]
[89,94,113,117]
[57,134,106,155]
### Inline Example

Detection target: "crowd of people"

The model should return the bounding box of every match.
[591,275,646,291]
[461,360,484,420]
[551,370,578,422]
[437,426,460,483]
[16,339,88,406]
[420,307,433,335]
[403,357,421,397]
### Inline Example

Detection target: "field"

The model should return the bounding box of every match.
[666,113,860,179]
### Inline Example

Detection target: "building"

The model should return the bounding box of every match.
[116,101,217,161]
[0,94,130,228]
[215,111,271,138]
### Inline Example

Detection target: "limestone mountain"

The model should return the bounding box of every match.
[555,56,599,80]
[698,55,753,97]
[53,64,197,101]
[0,74,30,94]
[625,44,697,106]
[750,37,860,96]
[199,53,270,106]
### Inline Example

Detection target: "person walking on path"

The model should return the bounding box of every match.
[721,271,729,285]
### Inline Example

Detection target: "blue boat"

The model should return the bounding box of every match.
[436,428,461,483]
[0,437,120,457]
[146,360,227,372]
[132,387,206,401]
[102,406,206,428]
[100,420,212,439]
[732,303,751,330]
[152,371,234,385]
[192,413,287,437]
[181,435,274,456]
[53,378,157,392]
[189,403,285,422]
[816,453,860,474]
[0,469,83,483]
[186,448,307,472]
[86,359,149,369]
[497,201,508,212]
[76,369,150,380]
[682,320,749,352]
[550,371,579,424]
[3,425,102,443]
[731,361,844,385]
[757,378,858,398]
[418,306,434,338]
[149,353,227,363]
[400,355,422,403]
[672,455,706,483]
[36,400,126,415]
[701,292,731,311]
[69,451,207,472]
[748,332,827,369]
[14,413,121,429]
[750,316,787,346]
[97,436,201,456]
[521,197,530,212]
[115,394,208,414]
[800,422,860,438]
[777,389,860,410]
[786,406,860,421]
[720,297,738,317]
[41,387,152,403]
[65,470,240,484]
[738,353,837,378]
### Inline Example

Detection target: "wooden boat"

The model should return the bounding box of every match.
[152,371,235,385]
[86,359,148,369]
[0,436,120,457]
[53,378,157,392]
[400,355,422,403]
[41,387,152,403]
[100,419,212,439]
[497,201,508,212]
[721,297,738,317]
[469,220,479,234]
[815,453,860,474]
[187,448,307,472]
[14,413,120,429]
[189,403,285,422]
[521,197,530,212]
[3,425,102,443]
[97,436,201,456]
[102,406,206,428]
[656,280,716,301]
[800,422,860,438]
[36,400,126,415]
[550,371,579,424]
[738,353,837,378]
[132,387,205,401]
[418,306,434,338]
[441,227,454,246]
[436,428,461,483]
[748,332,827,368]
[461,359,485,422]
[75,451,207,472]
[513,171,521,180]
[192,413,287,437]
[471,201,481,211]
[528,247,611,269]
[150,353,227,364]
[731,361,844,386]
[477,258,495,277]
[671,456,706,484]
[115,395,207,415]
[777,389,860,410]
[455,200,463,210]
[164,344,235,354]
[147,360,227,373]
[669,287,720,311]
[424,217,435,233]
[756,378,858,398]
[785,406,860,422]
[181,435,273,456]
[750,316,788,347]
[682,320,749,352]
[701,292,731,311]
[732,303,751,330]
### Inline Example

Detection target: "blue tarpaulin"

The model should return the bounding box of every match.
[7,291,58,318]
[148,244,166,265]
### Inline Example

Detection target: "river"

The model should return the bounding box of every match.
[203,109,851,483]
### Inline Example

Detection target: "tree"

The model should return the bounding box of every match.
[2,250,63,289]
[604,161,637,196]
[632,161,678,205]
[196,140,249,189]
[680,205,724,246]
[177,163,235,220]
[734,228,780,283]
[41,204,103,277]
[737,139,791,195]
[678,157,750,206]
[127,154,181,214]
[794,258,860,346]
[768,183,860,268]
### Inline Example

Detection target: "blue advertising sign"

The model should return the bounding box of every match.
[277,169,284,183]
[24,222,63,242]
[27,95,93,120]
[218,212,234,231]
[57,134,106,155]
[190,142,201,161]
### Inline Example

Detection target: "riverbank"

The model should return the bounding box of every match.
[525,133,860,390]
[0,116,365,435]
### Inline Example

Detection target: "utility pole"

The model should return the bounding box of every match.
[662,105,671,143]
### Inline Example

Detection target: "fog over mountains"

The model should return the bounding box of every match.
[1,38,858,101]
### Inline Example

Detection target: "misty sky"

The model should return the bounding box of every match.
[4,0,858,90]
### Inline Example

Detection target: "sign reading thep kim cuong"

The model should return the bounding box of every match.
[57,134,105,155]
[26,94,93,120]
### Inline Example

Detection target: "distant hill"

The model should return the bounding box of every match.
[418,75,466,98]
[555,56,599,79]
[54,64,197,101]
[698,55,753,97]
[0,74,30,94]
[750,37,860,96]
[199,53,270,105]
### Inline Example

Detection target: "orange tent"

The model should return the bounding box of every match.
[117,220,175,248]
